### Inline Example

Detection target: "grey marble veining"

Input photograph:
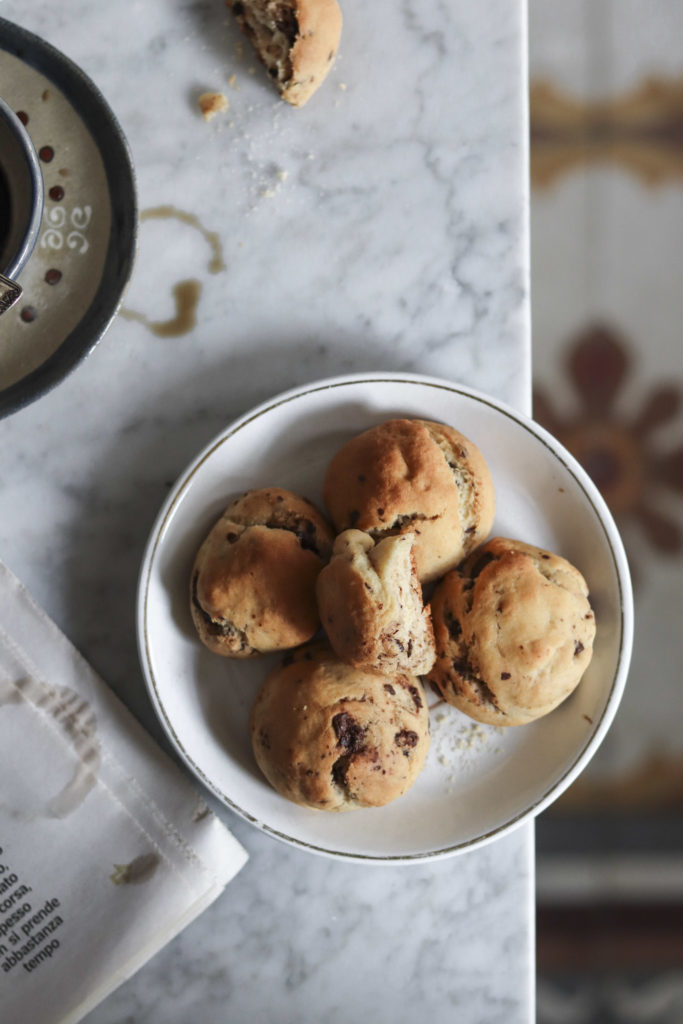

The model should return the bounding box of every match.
[0,0,532,1020]
[83,814,533,1024]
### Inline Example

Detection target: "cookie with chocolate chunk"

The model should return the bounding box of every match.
[226,0,342,108]
[190,488,334,657]
[322,419,495,584]
[316,530,436,676]
[426,537,596,726]
[250,642,430,810]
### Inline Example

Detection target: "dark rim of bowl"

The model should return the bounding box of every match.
[0,95,44,280]
[0,17,137,419]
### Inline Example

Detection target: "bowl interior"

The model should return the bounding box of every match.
[139,377,632,861]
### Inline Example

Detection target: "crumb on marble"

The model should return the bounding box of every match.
[198,91,229,121]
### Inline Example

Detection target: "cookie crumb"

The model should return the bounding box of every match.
[430,710,505,789]
[198,91,229,121]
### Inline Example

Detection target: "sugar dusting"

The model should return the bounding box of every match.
[429,704,504,789]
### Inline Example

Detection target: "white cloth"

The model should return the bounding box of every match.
[0,561,247,1024]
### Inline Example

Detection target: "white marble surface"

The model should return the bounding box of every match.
[0,1,533,1021]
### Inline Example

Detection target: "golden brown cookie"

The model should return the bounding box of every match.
[316,530,436,675]
[225,0,342,108]
[426,537,597,726]
[250,642,430,810]
[190,487,334,657]
[322,418,495,583]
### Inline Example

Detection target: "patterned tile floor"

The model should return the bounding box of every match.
[529,2,683,1019]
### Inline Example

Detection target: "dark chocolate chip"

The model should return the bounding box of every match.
[574,641,585,656]
[384,683,396,695]
[395,729,419,749]
[332,712,365,752]
[445,611,462,640]
[408,685,422,711]
[275,8,299,43]
[501,672,511,680]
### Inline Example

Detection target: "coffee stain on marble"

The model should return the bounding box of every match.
[120,279,202,337]
[120,205,225,337]
[0,675,100,819]
[141,206,225,274]
[110,853,161,885]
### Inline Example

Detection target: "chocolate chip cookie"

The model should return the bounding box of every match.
[191,487,334,657]
[322,418,495,583]
[250,642,430,810]
[426,537,596,725]
[316,529,436,675]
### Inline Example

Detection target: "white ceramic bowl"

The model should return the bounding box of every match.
[137,374,633,862]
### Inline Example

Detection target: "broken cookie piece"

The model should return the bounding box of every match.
[250,642,430,810]
[190,487,334,657]
[426,537,597,725]
[316,530,436,676]
[225,0,342,107]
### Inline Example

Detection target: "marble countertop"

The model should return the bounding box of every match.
[0,0,533,1020]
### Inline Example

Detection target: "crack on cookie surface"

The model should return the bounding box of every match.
[450,655,502,712]
[191,572,255,652]
[368,512,438,542]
